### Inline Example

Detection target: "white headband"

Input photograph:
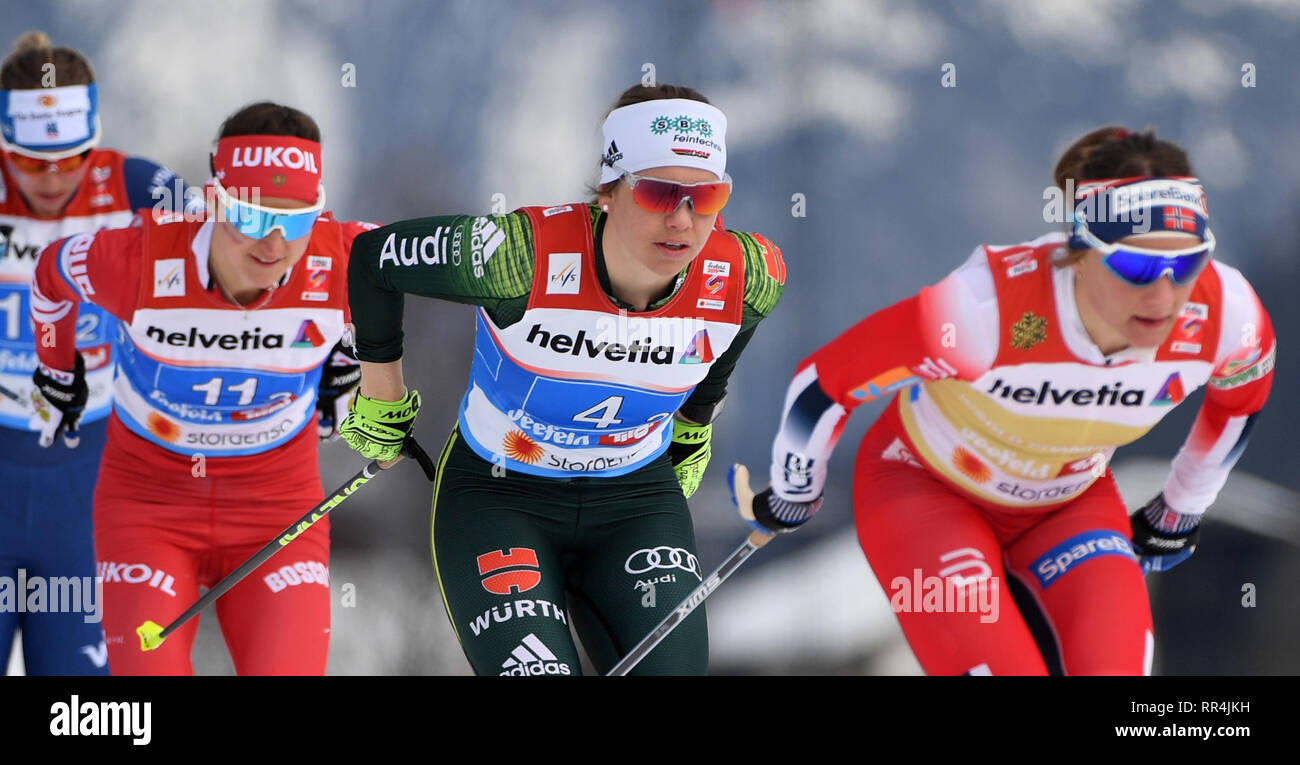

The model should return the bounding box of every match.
[599,98,727,184]
[0,84,101,158]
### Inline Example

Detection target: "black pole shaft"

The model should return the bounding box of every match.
[156,460,383,641]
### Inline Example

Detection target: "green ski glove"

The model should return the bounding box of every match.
[667,418,712,498]
[339,388,422,462]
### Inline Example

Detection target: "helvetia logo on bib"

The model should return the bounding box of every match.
[291,320,326,349]
[1150,372,1185,406]
[678,329,714,364]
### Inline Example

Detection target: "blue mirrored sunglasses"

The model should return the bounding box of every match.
[1075,220,1213,287]
[214,182,324,241]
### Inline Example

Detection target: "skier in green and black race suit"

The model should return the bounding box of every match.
[341,84,785,675]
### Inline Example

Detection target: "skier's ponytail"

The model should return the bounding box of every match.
[1,31,95,89]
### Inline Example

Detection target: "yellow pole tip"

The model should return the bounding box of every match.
[137,620,166,652]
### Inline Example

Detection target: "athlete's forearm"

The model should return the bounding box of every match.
[347,213,535,363]
[1163,340,1275,515]
[765,283,993,500]
[30,228,142,370]
[359,360,406,402]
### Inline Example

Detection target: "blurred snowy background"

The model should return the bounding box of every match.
[5,0,1297,675]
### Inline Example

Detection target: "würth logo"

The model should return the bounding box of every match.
[477,548,541,595]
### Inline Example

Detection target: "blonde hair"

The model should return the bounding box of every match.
[1,31,95,90]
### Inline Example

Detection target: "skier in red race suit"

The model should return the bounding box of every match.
[29,102,375,674]
[732,126,1275,675]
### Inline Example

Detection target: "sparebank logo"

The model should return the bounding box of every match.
[1033,530,1137,588]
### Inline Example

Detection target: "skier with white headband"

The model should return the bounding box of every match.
[735,126,1275,675]
[29,102,376,674]
[341,84,786,675]
[0,31,198,675]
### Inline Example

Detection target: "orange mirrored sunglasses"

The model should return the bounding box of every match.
[6,149,92,175]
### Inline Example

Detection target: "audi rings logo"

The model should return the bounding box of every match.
[624,547,701,581]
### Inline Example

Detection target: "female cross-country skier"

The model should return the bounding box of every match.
[29,102,371,674]
[732,126,1275,675]
[0,31,195,675]
[340,84,786,675]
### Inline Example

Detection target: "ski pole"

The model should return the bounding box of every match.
[0,382,25,407]
[135,435,434,652]
[606,528,775,676]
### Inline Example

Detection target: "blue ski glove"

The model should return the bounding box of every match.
[30,352,87,449]
[316,341,362,440]
[728,463,822,534]
[1130,493,1200,574]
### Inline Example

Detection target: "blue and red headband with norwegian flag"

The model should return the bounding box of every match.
[1069,176,1209,248]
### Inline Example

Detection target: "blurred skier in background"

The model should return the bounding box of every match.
[1,31,196,675]
[734,126,1275,675]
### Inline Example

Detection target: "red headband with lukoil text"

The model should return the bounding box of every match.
[211,134,322,205]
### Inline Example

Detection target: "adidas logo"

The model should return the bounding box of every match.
[603,140,623,167]
[498,633,572,676]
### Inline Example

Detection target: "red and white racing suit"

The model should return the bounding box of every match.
[31,212,374,674]
[770,233,1275,674]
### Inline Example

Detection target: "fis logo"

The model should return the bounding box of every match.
[153,258,185,297]
[477,548,542,595]
[291,320,326,349]
[499,633,571,676]
[546,252,581,294]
